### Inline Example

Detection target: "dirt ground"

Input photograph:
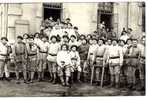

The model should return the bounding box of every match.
[0,79,145,97]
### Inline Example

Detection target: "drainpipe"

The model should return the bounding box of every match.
[127,2,129,29]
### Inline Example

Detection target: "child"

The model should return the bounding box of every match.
[57,44,71,86]
[69,45,81,83]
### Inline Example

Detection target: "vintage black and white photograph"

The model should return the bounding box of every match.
[0,1,146,97]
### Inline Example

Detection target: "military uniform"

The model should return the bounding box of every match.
[47,42,60,83]
[94,44,106,81]
[126,45,140,89]
[0,42,11,79]
[107,45,123,88]
[12,41,27,82]
[138,43,145,90]
[37,40,49,81]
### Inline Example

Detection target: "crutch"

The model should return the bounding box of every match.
[90,64,95,85]
[100,63,105,87]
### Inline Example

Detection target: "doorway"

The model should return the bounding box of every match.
[100,13,113,29]
[43,3,62,21]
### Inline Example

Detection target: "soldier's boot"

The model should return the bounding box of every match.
[115,74,120,88]
[108,75,115,88]
[71,73,74,84]
[137,79,145,91]
[23,71,29,84]
[15,71,20,84]
[49,73,53,82]
[30,72,35,83]
[38,72,42,82]
[52,73,56,84]
[77,72,82,83]
[60,76,65,86]
[66,76,70,86]
[41,72,44,81]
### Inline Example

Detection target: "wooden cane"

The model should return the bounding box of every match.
[100,65,105,87]
[90,64,95,85]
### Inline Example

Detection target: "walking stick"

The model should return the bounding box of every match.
[90,64,95,85]
[100,64,105,87]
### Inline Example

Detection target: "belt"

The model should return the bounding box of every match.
[16,53,25,56]
[96,55,103,58]
[71,58,77,60]
[141,56,145,59]
[0,54,7,56]
[110,56,120,59]
[48,53,57,56]
[128,56,138,59]
[39,51,47,53]
[90,53,93,55]
[28,54,37,56]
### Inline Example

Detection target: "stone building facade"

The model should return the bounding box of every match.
[0,2,145,41]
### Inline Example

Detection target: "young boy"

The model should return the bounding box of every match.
[57,44,71,86]
[26,36,38,83]
[12,36,28,84]
[47,35,60,84]
[69,45,81,83]
[37,35,49,81]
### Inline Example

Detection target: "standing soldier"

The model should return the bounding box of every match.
[26,36,38,83]
[0,37,11,81]
[94,39,106,84]
[47,35,60,84]
[37,35,49,81]
[78,39,89,82]
[106,39,123,88]
[126,39,140,90]
[12,36,28,84]
[138,36,145,91]
[84,38,98,82]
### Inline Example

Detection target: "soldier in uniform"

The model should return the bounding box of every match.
[138,36,145,90]
[12,36,28,84]
[78,39,89,82]
[37,35,49,81]
[69,35,78,49]
[26,36,38,83]
[47,35,60,84]
[106,39,123,88]
[0,37,11,81]
[126,39,140,90]
[57,44,71,86]
[94,39,106,83]
[69,45,81,83]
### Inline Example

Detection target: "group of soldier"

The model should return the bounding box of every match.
[0,17,145,91]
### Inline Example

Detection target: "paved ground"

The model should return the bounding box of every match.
[0,79,145,97]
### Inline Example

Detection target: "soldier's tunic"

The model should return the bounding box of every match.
[87,44,99,64]
[47,42,60,73]
[78,44,89,61]
[26,43,38,72]
[12,42,27,72]
[126,45,140,84]
[94,44,106,67]
[138,44,145,80]
[69,51,81,72]
[57,51,71,77]
[38,41,49,72]
[0,43,9,77]
[107,45,123,75]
